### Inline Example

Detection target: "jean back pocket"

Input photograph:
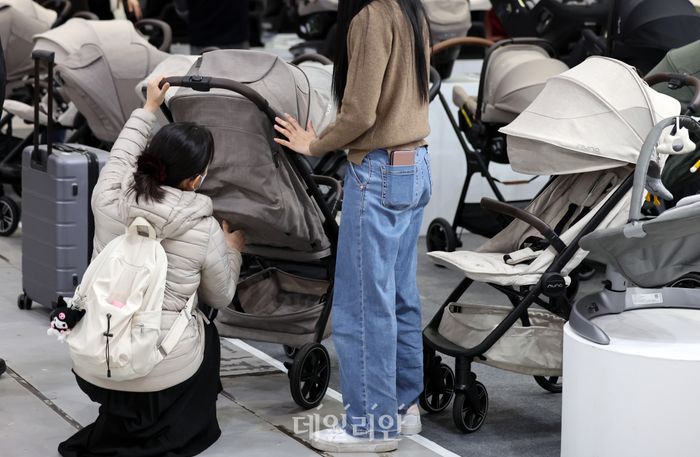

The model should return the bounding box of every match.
[381,164,417,210]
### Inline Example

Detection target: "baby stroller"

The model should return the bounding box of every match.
[490,0,610,64]
[420,56,681,433]
[570,114,700,345]
[30,18,170,146]
[573,0,700,73]
[426,37,569,252]
[151,49,342,410]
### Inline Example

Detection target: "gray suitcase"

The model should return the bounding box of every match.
[18,50,108,310]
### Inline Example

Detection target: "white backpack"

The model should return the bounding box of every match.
[66,217,195,381]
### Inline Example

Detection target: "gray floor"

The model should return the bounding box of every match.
[0,226,598,457]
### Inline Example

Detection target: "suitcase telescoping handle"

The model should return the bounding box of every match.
[31,49,55,170]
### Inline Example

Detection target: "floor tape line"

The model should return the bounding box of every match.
[225,338,460,457]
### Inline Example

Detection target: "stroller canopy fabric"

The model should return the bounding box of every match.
[648,39,700,109]
[37,19,168,143]
[423,0,471,42]
[0,0,55,82]
[33,18,156,64]
[165,50,334,259]
[481,44,569,124]
[610,0,700,74]
[500,56,680,175]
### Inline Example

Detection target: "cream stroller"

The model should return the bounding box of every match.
[141,49,342,410]
[30,18,169,146]
[420,56,681,433]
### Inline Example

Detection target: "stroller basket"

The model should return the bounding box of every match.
[438,303,564,376]
[217,268,331,347]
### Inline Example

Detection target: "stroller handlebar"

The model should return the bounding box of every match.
[161,76,280,120]
[644,72,700,115]
[431,37,494,58]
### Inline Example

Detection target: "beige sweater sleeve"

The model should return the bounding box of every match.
[308,6,392,156]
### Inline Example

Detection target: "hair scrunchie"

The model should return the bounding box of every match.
[136,154,167,183]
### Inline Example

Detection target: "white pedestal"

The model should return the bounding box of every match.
[562,309,700,457]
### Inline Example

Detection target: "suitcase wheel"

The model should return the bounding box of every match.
[17,293,32,310]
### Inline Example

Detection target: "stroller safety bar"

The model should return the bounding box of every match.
[135,19,173,52]
[431,36,494,57]
[481,197,567,253]
[644,73,700,114]
[290,53,333,66]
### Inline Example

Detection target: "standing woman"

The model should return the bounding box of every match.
[274,0,431,452]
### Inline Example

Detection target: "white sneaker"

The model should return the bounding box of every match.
[400,404,422,435]
[310,426,399,453]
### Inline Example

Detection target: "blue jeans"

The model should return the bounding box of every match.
[333,147,432,439]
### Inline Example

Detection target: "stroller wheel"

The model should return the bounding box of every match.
[289,343,330,409]
[0,197,19,237]
[534,376,563,394]
[283,345,298,358]
[419,363,455,414]
[452,382,488,433]
[427,218,457,253]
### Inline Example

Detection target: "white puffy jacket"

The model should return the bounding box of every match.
[74,109,242,392]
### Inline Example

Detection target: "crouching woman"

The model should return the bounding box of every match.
[58,78,245,457]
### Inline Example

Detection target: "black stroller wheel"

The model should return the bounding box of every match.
[452,382,488,433]
[419,363,455,413]
[427,218,457,253]
[534,376,563,393]
[17,293,32,310]
[290,343,330,409]
[0,197,20,237]
[283,345,298,358]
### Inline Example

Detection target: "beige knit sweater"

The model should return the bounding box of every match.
[308,0,431,164]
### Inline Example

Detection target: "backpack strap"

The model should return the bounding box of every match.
[158,293,196,357]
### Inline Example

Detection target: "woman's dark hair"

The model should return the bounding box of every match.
[332,0,429,106]
[131,122,215,203]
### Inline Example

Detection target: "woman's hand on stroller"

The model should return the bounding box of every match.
[222,220,246,252]
[144,76,170,113]
[274,113,317,156]
[126,0,143,20]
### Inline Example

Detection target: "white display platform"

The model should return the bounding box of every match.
[562,309,700,457]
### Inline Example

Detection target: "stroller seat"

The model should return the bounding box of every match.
[430,168,630,287]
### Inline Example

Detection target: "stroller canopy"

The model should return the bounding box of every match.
[38,19,168,143]
[609,0,700,74]
[481,44,569,124]
[648,39,700,108]
[33,18,155,64]
[165,50,335,259]
[423,0,471,42]
[0,0,55,83]
[500,56,680,175]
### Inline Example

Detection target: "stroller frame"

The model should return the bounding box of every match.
[161,74,339,410]
[426,37,556,253]
[420,174,633,433]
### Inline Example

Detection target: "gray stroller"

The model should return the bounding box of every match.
[150,49,342,410]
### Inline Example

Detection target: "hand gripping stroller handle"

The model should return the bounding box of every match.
[629,116,700,223]
[480,198,567,253]
[161,76,280,120]
[644,73,700,115]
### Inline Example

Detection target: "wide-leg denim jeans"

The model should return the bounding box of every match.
[333,146,432,439]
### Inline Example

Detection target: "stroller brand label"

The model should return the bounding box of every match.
[631,293,663,306]
[576,144,601,154]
